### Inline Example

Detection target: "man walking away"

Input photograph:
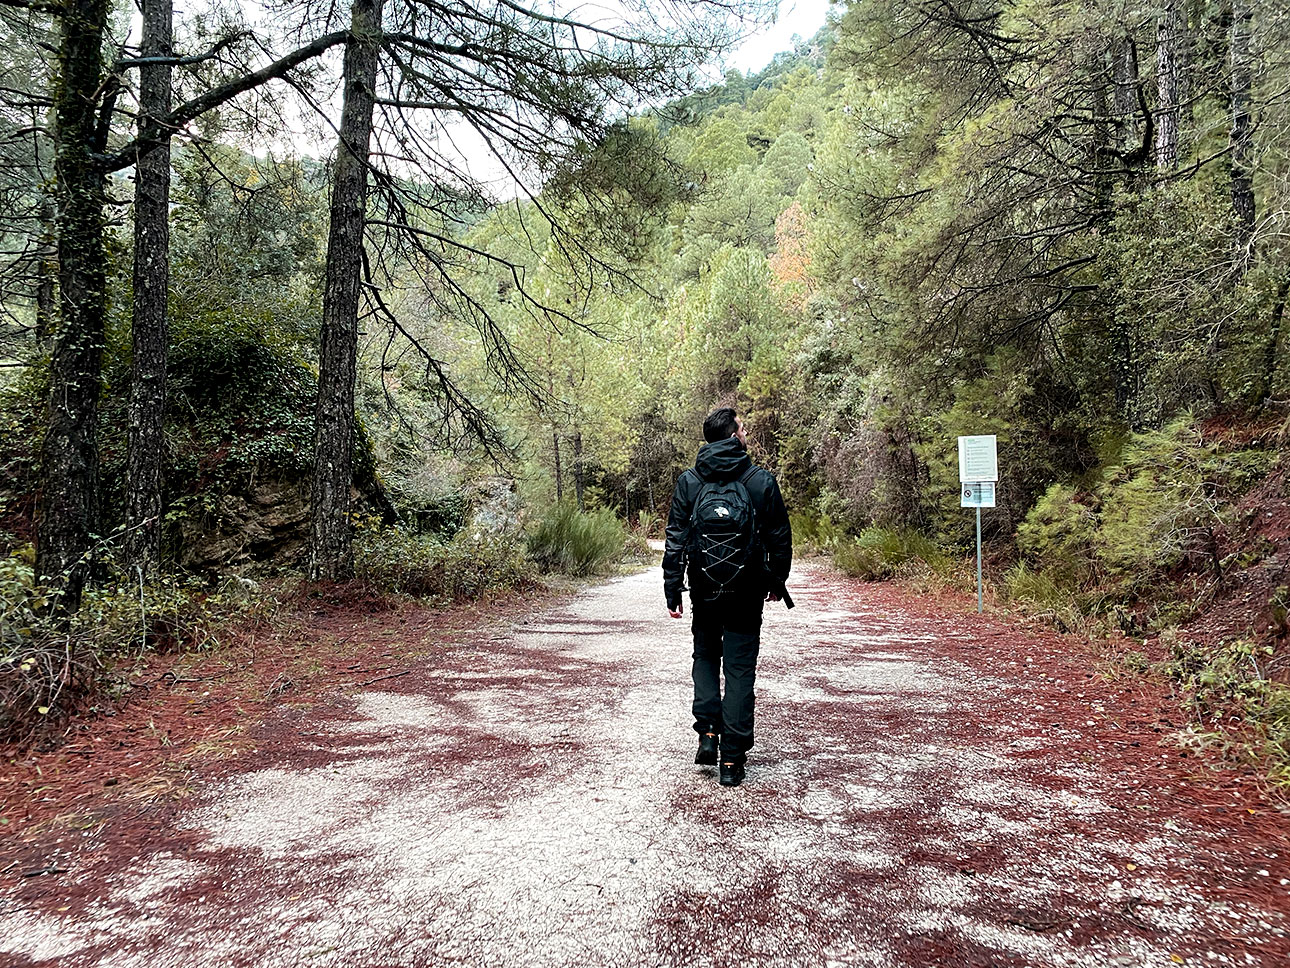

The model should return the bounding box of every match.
[663,407,792,787]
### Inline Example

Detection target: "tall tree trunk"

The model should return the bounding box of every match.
[1230,0,1255,255]
[552,430,563,501]
[1257,275,1288,406]
[1093,43,1140,418]
[309,0,383,581]
[1091,46,1115,221]
[572,430,585,511]
[1178,0,1194,127]
[1112,36,1140,151]
[125,0,174,575]
[36,0,111,611]
[1156,0,1180,171]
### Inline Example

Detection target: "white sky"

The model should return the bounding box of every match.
[149,0,837,188]
[408,0,838,194]
[728,0,833,73]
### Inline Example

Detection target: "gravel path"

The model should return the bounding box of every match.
[3,562,1289,967]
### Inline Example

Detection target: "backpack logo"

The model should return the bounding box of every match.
[715,507,729,517]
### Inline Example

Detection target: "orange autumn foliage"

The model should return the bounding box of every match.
[768,201,811,310]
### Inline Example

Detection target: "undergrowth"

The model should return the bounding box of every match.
[832,527,954,582]
[4,498,631,742]
[0,547,81,744]
[1015,418,1272,604]
[999,563,1094,635]
[526,503,629,577]
[635,509,660,539]
[0,545,268,744]
[355,527,536,599]
[791,511,846,553]
[1164,633,1290,783]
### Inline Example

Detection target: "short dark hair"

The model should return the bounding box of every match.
[703,407,739,443]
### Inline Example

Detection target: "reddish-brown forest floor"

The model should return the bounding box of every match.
[1,562,1288,967]
[0,580,577,862]
[1,579,574,846]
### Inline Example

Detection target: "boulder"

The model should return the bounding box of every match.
[175,478,310,573]
[465,477,522,537]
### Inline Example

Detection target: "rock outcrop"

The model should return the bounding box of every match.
[174,478,311,573]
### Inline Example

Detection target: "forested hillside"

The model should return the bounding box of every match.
[1,1,1287,775]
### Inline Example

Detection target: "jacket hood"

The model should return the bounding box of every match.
[695,437,751,482]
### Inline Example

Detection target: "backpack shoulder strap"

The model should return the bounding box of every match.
[686,478,713,545]
[689,476,713,510]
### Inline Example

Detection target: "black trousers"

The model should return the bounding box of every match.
[690,594,763,764]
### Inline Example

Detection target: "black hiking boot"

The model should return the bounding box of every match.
[719,761,745,787]
[695,732,719,765]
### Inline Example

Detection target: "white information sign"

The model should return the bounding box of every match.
[961,482,996,508]
[958,435,999,483]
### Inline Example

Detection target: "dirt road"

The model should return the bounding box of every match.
[3,562,1289,967]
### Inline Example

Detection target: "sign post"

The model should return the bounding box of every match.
[958,436,998,613]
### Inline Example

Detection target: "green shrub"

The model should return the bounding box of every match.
[998,561,1093,633]
[623,529,653,562]
[1014,418,1263,596]
[833,527,947,581]
[1093,419,1235,586]
[78,572,255,656]
[1015,484,1098,585]
[526,503,626,577]
[1000,561,1064,607]
[1,547,263,743]
[790,511,844,552]
[355,528,447,596]
[635,509,660,538]
[355,527,535,599]
[833,541,884,581]
[439,532,538,600]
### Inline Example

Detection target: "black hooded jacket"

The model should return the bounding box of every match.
[662,437,792,609]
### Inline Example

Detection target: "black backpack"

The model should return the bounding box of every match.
[687,467,759,598]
